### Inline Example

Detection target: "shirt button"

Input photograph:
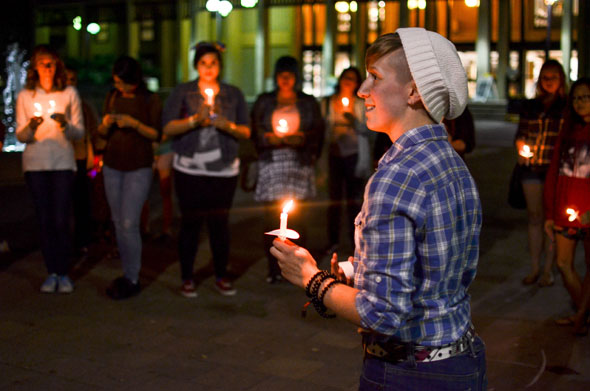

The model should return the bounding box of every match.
[375,276,382,283]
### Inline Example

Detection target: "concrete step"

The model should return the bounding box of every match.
[468,101,508,121]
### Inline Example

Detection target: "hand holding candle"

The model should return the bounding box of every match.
[50,113,67,128]
[265,199,300,241]
[29,102,44,130]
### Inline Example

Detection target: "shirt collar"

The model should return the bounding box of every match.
[378,124,447,168]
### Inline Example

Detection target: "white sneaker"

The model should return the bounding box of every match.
[40,274,58,293]
[57,276,74,293]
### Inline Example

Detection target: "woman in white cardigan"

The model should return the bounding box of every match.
[16,45,84,294]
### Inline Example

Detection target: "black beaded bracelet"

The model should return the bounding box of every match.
[305,271,330,298]
[313,279,339,318]
[318,279,340,306]
[302,271,338,318]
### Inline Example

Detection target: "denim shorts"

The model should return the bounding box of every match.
[555,226,590,241]
[358,336,487,391]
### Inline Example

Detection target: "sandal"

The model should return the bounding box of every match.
[555,315,576,326]
[538,273,555,287]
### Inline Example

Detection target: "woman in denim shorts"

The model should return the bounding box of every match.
[544,77,590,336]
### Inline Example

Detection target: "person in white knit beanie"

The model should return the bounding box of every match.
[271,29,486,390]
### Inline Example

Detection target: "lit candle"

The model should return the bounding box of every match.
[341,97,350,108]
[204,88,214,107]
[264,199,300,240]
[566,208,579,222]
[279,200,294,241]
[34,102,43,117]
[519,145,534,158]
[276,118,289,134]
[47,100,56,115]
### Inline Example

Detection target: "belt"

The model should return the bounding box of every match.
[363,326,476,364]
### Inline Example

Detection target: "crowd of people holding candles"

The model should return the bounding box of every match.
[13,31,590,340]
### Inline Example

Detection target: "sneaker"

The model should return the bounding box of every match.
[181,280,198,298]
[57,275,74,293]
[214,278,237,296]
[106,276,141,300]
[40,274,58,293]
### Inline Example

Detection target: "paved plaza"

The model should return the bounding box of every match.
[1,119,589,390]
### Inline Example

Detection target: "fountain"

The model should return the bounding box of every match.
[2,43,28,152]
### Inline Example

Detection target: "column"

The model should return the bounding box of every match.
[579,0,590,78]
[353,2,368,69]
[425,0,437,31]
[475,0,491,79]
[161,19,176,88]
[322,0,336,95]
[255,0,269,95]
[126,0,139,59]
[560,0,572,83]
[399,0,409,28]
[496,0,510,100]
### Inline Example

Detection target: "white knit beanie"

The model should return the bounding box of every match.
[396,27,468,123]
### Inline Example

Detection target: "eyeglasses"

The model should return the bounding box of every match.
[572,95,590,104]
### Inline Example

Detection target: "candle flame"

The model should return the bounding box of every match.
[276,119,289,134]
[204,88,214,98]
[34,102,43,117]
[282,200,294,214]
[342,97,350,107]
[48,100,56,115]
[519,145,534,158]
[566,208,579,222]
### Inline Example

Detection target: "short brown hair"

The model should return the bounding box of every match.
[365,33,412,83]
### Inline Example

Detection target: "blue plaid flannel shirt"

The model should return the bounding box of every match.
[353,124,482,346]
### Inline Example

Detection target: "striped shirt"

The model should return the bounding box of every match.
[353,124,482,346]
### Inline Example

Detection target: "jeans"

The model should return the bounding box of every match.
[103,165,152,283]
[25,170,75,276]
[359,336,487,391]
[174,170,237,281]
[73,159,92,248]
